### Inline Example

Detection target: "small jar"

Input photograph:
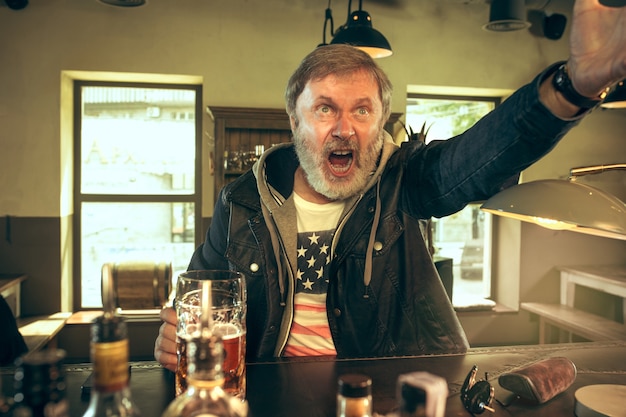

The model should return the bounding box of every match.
[336,374,373,417]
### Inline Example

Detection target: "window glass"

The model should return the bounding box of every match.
[81,87,196,195]
[76,84,199,309]
[406,95,498,307]
[80,202,195,307]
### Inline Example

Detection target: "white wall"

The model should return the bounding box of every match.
[5,0,624,217]
[1,0,624,344]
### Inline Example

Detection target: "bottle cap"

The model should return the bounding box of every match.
[91,314,127,343]
[338,374,372,398]
[396,372,448,417]
[399,381,427,412]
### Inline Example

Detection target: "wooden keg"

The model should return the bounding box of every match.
[103,261,172,310]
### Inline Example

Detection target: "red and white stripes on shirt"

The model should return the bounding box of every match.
[283,193,345,357]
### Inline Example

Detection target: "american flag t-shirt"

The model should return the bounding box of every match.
[295,230,332,295]
[283,193,345,357]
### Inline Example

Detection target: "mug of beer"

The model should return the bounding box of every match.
[174,270,247,399]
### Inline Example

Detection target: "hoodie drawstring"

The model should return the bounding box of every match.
[363,178,382,298]
[261,203,287,306]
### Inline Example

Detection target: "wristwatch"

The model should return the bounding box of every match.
[551,64,607,110]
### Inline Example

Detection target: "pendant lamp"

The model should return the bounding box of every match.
[98,0,146,7]
[319,0,392,59]
[483,0,531,32]
[481,164,626,241]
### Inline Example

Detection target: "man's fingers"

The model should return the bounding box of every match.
[155,306,179,372]
[160,306,177,325]
[154,331,178,372]
[161,320,177,343]
[154,347,177,372]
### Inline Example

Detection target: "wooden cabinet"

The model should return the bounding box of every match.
[209,106,292,200]
[209,106,402,200]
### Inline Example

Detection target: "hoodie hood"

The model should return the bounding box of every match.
[252,132,398,355]
[253,130,398,290]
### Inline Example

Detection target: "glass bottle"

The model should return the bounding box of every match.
[81,314,140,417]
[336,374,373,417]
[160,330,248,417]
[11,349,69,417]
[396,372,447,417]
[163,279,247,417]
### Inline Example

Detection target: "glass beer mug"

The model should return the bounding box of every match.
[175,270,247,400]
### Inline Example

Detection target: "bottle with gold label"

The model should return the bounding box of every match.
[81,314,140,417]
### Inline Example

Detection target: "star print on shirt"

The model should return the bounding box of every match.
[296,229,334,294]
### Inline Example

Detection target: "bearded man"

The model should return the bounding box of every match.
[155,0,626,369]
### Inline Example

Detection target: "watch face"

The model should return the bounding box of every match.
[553,66,570,94]
[555,71,565,86]
[552,64,600,109]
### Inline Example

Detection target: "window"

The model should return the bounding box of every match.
[74,82,201,309]
[405,94,501,307]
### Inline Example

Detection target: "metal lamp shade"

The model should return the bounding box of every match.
[330,10,392,58]
[599,0,626,6]
[483,0,531,32]
[480,179,626,241]
[98,0,146,7]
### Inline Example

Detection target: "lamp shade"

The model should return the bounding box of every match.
[330,10,392,58]
[599,0,626,6]
[601,80,626,109]
[483,0,531,32]
[98,0,146,6]
[5,0,28,9]
[480,179,626,241]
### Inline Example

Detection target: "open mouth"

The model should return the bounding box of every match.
[328,150,354,175]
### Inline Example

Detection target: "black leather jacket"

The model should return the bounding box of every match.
[189,64,579,361]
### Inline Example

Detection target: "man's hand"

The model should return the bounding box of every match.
[568,0,626,97]
[154,306,178,372]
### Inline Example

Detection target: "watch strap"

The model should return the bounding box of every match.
[552,64,605,110]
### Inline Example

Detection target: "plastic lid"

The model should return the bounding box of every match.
[338,374,372,398]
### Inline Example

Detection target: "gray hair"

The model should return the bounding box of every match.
[285,44,393,124]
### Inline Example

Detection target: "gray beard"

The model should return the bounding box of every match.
[293,127,384,201]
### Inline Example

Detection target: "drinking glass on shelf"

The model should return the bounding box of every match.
[174,270,247,400]
[241,150,258,170]
[225,150,243,171]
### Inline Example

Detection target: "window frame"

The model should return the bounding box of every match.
[406,92,502,306]
[72,80,203,311]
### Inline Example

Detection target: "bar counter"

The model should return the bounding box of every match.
[2,341,625,416]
